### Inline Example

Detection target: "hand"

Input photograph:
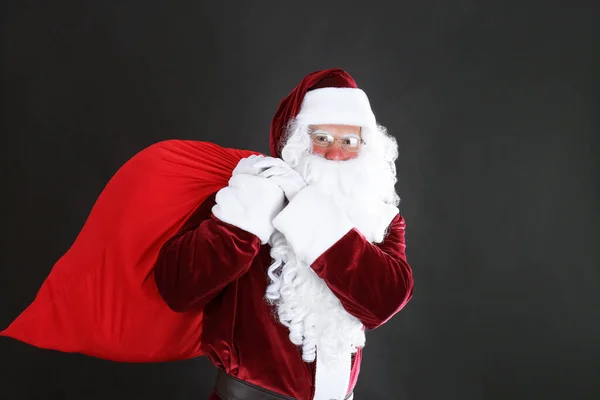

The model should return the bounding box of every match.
[254,158,306,201]
[232,155,288,177]
[212,174,285,244]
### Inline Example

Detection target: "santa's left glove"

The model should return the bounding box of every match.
[212,173,285,244]
[253,157,306,201]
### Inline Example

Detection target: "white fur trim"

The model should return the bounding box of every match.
[212,174,285,244]
[272,185,353,265]
[295,87,377,128]
[313,349,352,400]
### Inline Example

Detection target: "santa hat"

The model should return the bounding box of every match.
[270,68,377,157]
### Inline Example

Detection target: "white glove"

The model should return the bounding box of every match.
[231,154,267,176]
[212,173,285,244]
[254,157,306,201]
[231,154,289,177]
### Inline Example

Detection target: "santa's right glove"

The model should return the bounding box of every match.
[212,164,285,245]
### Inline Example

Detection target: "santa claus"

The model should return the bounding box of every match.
[153,69,414,399]
[1,68,412,400]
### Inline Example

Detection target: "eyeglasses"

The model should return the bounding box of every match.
[309,130,366,153]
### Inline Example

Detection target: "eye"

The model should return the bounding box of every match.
[313,133,334,144]
[342,137,359,146]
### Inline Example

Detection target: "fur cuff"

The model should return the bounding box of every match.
[272,185,354,265]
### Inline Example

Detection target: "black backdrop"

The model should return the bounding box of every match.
[1,1,598,399]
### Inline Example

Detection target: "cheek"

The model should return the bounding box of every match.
[311,145,360,160]
[311,145,328,156]
[343,152,360,160]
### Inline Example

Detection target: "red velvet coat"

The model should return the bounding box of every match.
[154,192,413,400]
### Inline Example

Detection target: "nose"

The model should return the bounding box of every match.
[324,145,347,161]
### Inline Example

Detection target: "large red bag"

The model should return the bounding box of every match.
[1,140,258,362]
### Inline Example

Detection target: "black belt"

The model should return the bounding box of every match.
[214,369,353,400]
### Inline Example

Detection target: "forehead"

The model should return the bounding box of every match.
[310,124,362,136]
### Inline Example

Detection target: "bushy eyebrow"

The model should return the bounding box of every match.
[311,129,362,138]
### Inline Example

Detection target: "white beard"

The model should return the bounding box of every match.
[266,127,400,367]
[291,153,397,244]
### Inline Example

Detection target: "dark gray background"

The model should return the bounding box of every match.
[1,1,598,399]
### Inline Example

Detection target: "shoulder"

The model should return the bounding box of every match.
[391,214,406,228]
[382,213,407,242]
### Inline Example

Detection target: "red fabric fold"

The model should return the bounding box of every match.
[1,140,258,362]
[154,193,263,313]
[312,215,414,330]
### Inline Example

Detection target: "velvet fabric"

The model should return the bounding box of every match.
[154,193,413,399]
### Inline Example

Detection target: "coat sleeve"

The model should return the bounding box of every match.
[154,193,262,312]
[272,186,414,330]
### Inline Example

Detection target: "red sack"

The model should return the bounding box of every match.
[1,140,258,362]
